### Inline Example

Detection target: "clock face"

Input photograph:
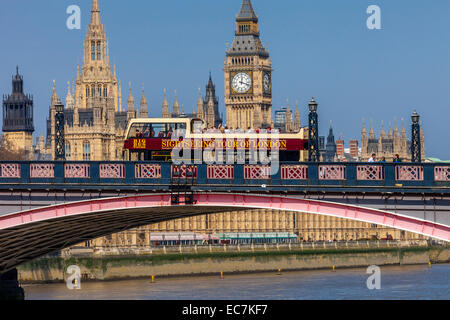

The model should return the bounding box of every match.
[263,73,271,93]
[232,72,252,93]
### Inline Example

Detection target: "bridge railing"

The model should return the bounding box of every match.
[0,161,449,189]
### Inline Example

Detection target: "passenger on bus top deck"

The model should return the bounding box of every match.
[135,129,142,138]
[167,127,173,138]
[143,127,151,138]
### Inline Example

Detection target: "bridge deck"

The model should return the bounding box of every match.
[0,162,449,192]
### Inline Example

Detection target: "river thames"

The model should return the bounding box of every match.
[22,264,449,300]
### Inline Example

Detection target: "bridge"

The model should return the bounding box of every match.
[0,161,449,273]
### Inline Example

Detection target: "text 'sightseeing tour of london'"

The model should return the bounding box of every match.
[0,0,448,308]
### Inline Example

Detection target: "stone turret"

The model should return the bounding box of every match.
[162,88,169,118]
[65,81,74,109]
[294,101,301,132]
[361,119,368,155]
[196,88,204,121]
[173,90,180,117]
[126,83,135,120]
[207,95,215,128]
[285,100,292,132]
[140,84,148,118]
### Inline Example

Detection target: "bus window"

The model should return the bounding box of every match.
[142,125,152,138]
[191,119,204,133]
[168,123,186,138]
[152,123,166,138]
[128,124,146,138]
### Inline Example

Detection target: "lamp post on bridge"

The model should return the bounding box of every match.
[308,97,319,162]
[54,99,65,161]
[411,110,421,163]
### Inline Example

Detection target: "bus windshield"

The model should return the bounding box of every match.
[128,122,187,139]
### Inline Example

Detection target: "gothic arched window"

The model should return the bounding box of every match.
[86,86,90,98]
[65,143,71,160]
[83,141,91,161]
[91,41,96,60]
[103,87,107,97]
[97,41,101,60]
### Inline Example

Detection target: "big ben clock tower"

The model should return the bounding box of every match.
[225,0,272,130]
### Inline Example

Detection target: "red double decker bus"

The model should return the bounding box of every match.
[123,118,308,162]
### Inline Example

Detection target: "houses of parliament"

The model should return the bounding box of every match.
[2,0,424,248]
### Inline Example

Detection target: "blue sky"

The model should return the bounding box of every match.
[1,0,450,159]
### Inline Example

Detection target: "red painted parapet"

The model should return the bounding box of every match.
[207,165,234,179]
[30,163,54,178]
[0,193,447,242]
[244,165,271,180]
[396,165,424,181]
[281,165,308,180]
[357,165,384,181]
[435,166,450,182]
[65,164,90,179]
[135,164,162,179]
[319,165,346,180]
[0,164,20,178]
[100,164,125,179]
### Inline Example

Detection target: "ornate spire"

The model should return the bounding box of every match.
[196,88,204,120]
[207,72,214,89]
[380,121,385,138]
[127,82,134,105]
[51,80,59,106]
[394,118,399,135]
[294,100,301,131]
[369,120,375,139]
[173,90,180,116]
[207,94,215,128]
[127,82,135,119]
[285,99,292,132]
[118,80,122,112]
[12,65,24,94]
[162,88,169,118]
[401,118,406,136]
[237,0,258,22]
[66,81,74,108]
[140,84,148,118]
[90,0,101,26]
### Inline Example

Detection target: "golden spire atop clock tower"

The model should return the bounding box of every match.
[224,0,272,129]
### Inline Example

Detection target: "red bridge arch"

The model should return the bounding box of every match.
[0,193,448,273]
[1,193,448,241]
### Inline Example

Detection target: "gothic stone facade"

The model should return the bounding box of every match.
[360,121,425,162]
[38,0,148,161]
